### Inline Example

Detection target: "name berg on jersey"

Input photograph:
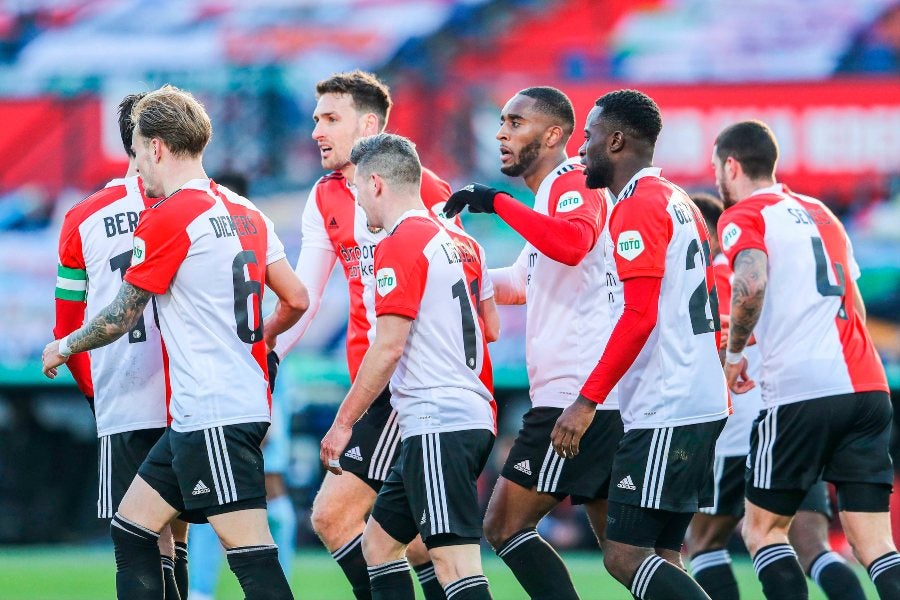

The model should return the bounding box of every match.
[339,243,377,279]
[209,214,258,239]
[103,211,139,238]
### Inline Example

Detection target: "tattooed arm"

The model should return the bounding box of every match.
[725,248,767,394]
[42,282,153,377]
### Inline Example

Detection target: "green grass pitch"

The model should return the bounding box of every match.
[0,546,876,599]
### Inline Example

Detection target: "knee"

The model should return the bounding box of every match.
[603,543,651,585]
[482,509,519,550]
[741,519,771,556]
[310,502,343,544]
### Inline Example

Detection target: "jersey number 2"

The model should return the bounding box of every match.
[109,250,147,343]
[685,239,721,335]
[232,250,263,344]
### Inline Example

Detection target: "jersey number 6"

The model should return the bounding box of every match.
[232,250,263,344]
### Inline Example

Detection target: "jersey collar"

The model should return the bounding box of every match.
[749,182,785,197]
[388,208,431,235]
[616,167,662,203]
[535,157,581,202]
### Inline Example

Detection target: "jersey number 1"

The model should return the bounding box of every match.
[452,278,478,370]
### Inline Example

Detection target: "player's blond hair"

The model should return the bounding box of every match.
[131,85,212,158]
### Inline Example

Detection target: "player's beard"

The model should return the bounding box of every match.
[500,137,541,178]
[719,183,738,208]
[583,153,614,190]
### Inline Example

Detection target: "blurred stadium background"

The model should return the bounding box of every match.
[0,0,898,597]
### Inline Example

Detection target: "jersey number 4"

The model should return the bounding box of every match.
[685,239,721,335]
[811,236,847,318]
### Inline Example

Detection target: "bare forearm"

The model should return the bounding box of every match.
[265,298,308,338]
[728,249,767,353]
[65,282,152,354]
[334,343,401,428]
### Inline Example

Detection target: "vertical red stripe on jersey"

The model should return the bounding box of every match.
[214,183,274,408]
[796,196,888,393]
[161,335,173,426]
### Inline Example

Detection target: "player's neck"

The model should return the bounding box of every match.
[382,196,427,233]
[161,159,208,197]
[340,163,356,182]
[611,157,654,197]
[738,177,777,201]
[523,150,568,193]
[124,158,138,178]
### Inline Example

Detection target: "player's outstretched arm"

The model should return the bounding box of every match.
[42,282,153,377]
[481,296,501,342]
[263,257,310,349]
[271,245,336,358]
[320,314,413,474]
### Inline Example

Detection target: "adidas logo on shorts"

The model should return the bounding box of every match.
[192,480,211,496]
[513,460,532,476]
[344,446,364,461]
[617,475,637,491]
[420,511,427,525]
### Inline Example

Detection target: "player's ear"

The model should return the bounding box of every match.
[544,125,564,149]
[371,172,384,197]
[151,138,163,163]
[725,156,740,180]
[609,130,625,153]
[362,112,380,136]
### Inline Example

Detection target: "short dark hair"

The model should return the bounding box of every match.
[350,133,421,189]
[690,192,724,233]
[714,120,778,180]
[118,92,147,158]
[518,86,576,138]
[594,89,663,144]
[316,70,392,130]
[132,85,212,158]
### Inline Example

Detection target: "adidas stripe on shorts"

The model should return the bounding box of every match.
[137,422,269,522]
[339,389,402,492]
[371,429,494,548]
[97,427,165,519]
[501,407,623,504]
[607,419,725,512]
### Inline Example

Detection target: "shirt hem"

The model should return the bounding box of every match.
[97,421,169,437]
[400,422,495,440]
[623,410,728,432]
[170,415,271,433]
[762,382,890,408]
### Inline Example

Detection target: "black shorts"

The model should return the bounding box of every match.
[502,407,623,504]
[340,389,401,492]
[608,419,725,513]
[699,454,832,519]
[97,427,165,519]
[746,391,893,515]
[138,422,269,523]
[607,501,695,551]
[371,429,494,549]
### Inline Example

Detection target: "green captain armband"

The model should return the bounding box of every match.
[56,264,87,301]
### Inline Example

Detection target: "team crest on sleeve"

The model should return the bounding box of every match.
[556,191,583,213]
[376,268,397,296]
[131,237,146,265]
[616,230,644,261]
[721,223,742,252]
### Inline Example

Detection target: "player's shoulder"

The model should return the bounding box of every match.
[384,215,441,253]
[315,171,347,191]
[64,178,131,224]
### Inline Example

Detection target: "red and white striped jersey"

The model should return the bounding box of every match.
[718,183,888,408]
[374,210,496,440]
[515,158,619,410]
[292,168,453,380]
[609,168,729,430]
[56,176,167,437]
[124,179,286,433]
[712,253,762,457]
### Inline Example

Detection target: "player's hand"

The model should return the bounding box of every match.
[724,355,756,394]
[443,183,500,218]
[266,351,280,393]
[41,339,69,379]
[320,423,353,475]
[550,395,596,459]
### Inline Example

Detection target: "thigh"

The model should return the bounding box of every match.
[409,430,494,547]
[697,455,746,519]
[170,422,269,519]
[371,444,420,547]
[207,508,274,549]
[119,473,181,532]
[484,475,562,540]
[312,470,379,521]
[137,428,188,516]
[102,428,166,519]
[609,420,724,513]
[796,479,833,519]
[606,500,686,550]
[688,512,741,553]
[825,391,894,487]
[341,390,400,489]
